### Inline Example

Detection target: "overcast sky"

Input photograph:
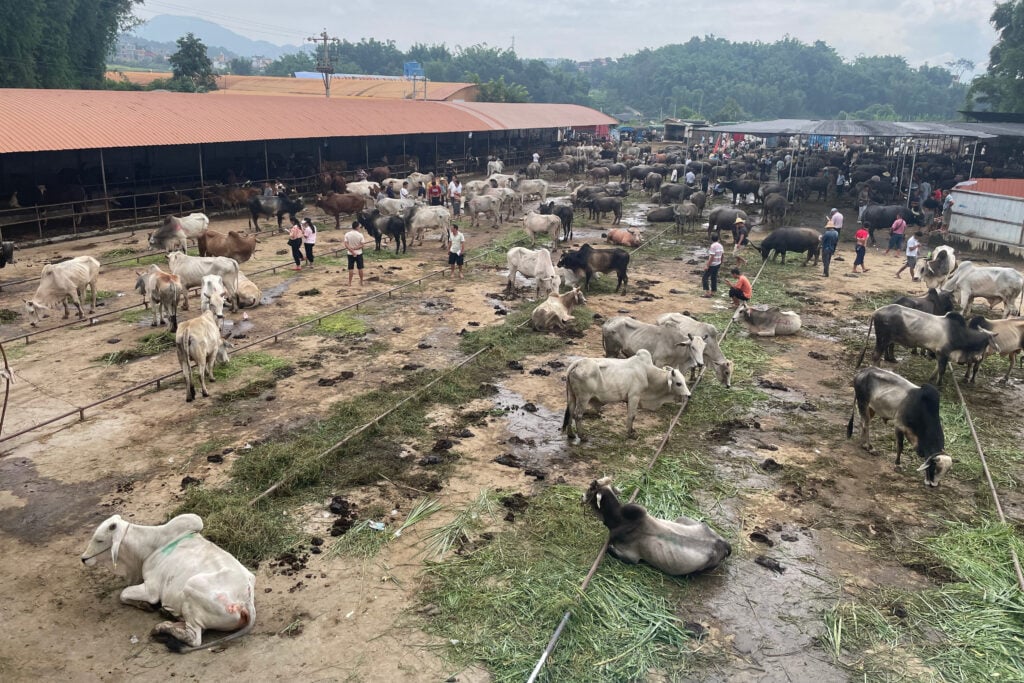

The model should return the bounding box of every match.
[138,0,998,76]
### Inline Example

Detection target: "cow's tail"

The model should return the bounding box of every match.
[561,372,575,433]
[172,596,256,654]
[855,316,875,368]
[846,397,857,439]
[230,260,241,311]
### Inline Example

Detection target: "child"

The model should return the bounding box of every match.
[725,267,752,308]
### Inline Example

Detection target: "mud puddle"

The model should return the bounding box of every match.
[493,386,569,470]
[261,281,291,305]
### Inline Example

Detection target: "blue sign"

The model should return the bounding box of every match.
[403,62,425,78]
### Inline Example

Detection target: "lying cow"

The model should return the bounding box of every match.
[601,316,707,378]
[176,309,231,402]
[236,270,261,308]
[506,247,559,298]
[134,265,182,331]
[847,367,952,487]
[531,287,586,331]
[197,230,256,264]
[81,513,255,651]
[23,255,100,326]
[583,477,731,575]
[732,303,801,336]
[858,304,998,385]
[557,244,630,293]
[605,228,641,248]
[940,261,1024,317]
[563,348,690,444]
[656,312,734,386]
[964,316,1024,383]
[913,245,956,289]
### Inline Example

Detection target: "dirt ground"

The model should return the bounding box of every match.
[0,173,1021,682]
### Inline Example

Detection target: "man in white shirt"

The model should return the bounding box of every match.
[448,224,467,279]
[684,170,696,186]
[448,176,463,218]
[399,182,410,200]
[896,231,922,280]
[344,223,365,285]
[701,233,724,297]
[829,208,844,249]
[532,152,540,164]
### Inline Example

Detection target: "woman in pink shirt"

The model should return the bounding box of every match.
[885,216,906,256]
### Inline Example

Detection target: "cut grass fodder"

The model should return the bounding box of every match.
[301,311,372,338]
[213,351,292,381]
[96,330,175,364]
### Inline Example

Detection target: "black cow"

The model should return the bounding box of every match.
[539,201,574,242]
[756,227,821,265]
[557,244,629,293]
[585,196,622,224]
[847,367,952,487]
[354,210,406,254]
[659,183,693,205]
[706,206,750,241]
[860,204,922,246]
[247,194,304,232]
[718,178,760,205]
[858,304,997,385]
[893,289,956,316]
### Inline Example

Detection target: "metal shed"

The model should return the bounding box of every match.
[949,178,1024,257]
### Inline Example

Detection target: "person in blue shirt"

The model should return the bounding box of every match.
[820,220,840,277]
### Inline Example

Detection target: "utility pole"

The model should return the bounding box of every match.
[307,29,339,98]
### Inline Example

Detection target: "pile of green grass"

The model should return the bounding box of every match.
[299,311,372,338]
[96,330,175,364]
[213,351,291,380]
[101,247,136,260]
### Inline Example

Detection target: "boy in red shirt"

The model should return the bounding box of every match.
[725,267,752,308]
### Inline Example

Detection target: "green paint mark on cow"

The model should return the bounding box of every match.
[159,532,197,555]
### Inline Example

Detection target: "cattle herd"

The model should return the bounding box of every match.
[24,139,1017,656]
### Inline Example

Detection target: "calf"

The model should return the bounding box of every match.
[562,349,690,444]
[23,255,100,326]
[506,247,559,298]
[732,303,801,336]
[175,309,230,402]
[847,367,952,487]
[236,271,261,309]
[964,317,1024,383]
[134,265,182,331]
[602,316,707,377]
[583,477,731,575]
[531,287,586,331]
[557,244,630,293]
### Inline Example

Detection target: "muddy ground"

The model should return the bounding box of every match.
[0,169,1021,682]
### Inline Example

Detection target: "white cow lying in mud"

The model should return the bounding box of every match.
[80,513,255,652]
[732,303,802,336]
[583,477,731,575]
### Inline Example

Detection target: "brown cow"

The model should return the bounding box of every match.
[220,186,259,215]
[315,192,366,229]
[197,230,257,263]
[369,166,390,183]
[605,228,641,248]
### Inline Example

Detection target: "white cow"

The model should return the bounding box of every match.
[515,178,549,204]
[405,205,452,246]
[522,211,562,247]
[463,180,491,199]
[601,316,708,379]
[733,303,802,336]
[149,213,210,253]
[486,187,519,220]
[200,274,227,319]
[940,261,1024,317]
[531,286,587,331]
[506,247,559,298]
[563,349,691,444]
[467,195,503,228]
[167,251,240,312]
[23,255,100,326]
[486,158,504,176]
[134,264,182,331]
[913,246,956,289]
[656,312,734,387]
[236,270,261,308]
[375,196,417,217]
[176,309,230,402]
[80,513,255,652]
[346,181,381,209]
[488,172,517,188]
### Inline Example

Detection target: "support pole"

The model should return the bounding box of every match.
[969,139,979,179]
[198,144,206,213]
[906,141,918,208]
[264,142,270,183]
[99,148,111,230]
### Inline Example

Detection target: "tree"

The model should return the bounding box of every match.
[470,74,530,103]
[264,52,315,77]
[713,97,748,123]
[969,0,1024,111]
[168,33,217,92]
[228,57,253,76]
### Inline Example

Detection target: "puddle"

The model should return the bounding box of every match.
[261,281,291,305]
[493,385,569,468]
[221,319,255,336]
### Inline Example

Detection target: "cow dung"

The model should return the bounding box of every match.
[524,468,547,480]
[106,338,121,344]
[180,476,201,490]
[494,453,523,468]
[808,351,830,360]
[529,368,550,376]
[206,453,224,464]
[328,496,355,516]
[431,439,455,452]
[500,493,530,513]
[521,402,538,413]
[749,531,774,547]
[297,288,321,297]
[758,378,790,391]
[401,363,424,371]
[507,360,524,371]
[467,321,480,327]
[419,455,443,466]
[761,458,783,472]
[456,428,474,438]
[417,342,433,349]
[754,555,786,573]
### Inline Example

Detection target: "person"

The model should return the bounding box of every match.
[701,233,724,298]
[344,222,365,285]
[835,171,846,197]
[385,182,397,199]
[853,226,870,273]
[820,220,839,277]
[445,159,455,181]
[733,216,749,266]
[448,223,466,279]
[941,191,954,231]
[262,181,274,197]
[776,158,785,181]
[356,168,368,181]
[417,182,427,199]
[428,178,443,206]
[399,182,410,200]
[438,176,449,207]
[685,169,696,186]
[829,207,844,235]
[287,220,304,270]
[532,151,540,164]
[896,231,922,279]
[302,217,317,267]
[449,176,463,217]
[725,267,752,307]
[670,168,678,183]
[885,215,906,256]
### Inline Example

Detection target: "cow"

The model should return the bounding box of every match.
[655,312,734,387]
[644,172,664,195]
[588,166,611,183]
[557,244,630,293]
[964,317,1024,383]
[80,513,255,652]
[660,183,693,204]
[756,227,821,265]
[539,201,574,242]
[601,316,708,378]
[247,194,304,231]
[583,477,731,575]
[939,261,1024,318]
[486,186,519,220]
[149,213,209,253]
[605,228,641,248]
[893,288,957,316]
[506,247,559,298]
[526,162,542,179]
[562,349,690,444]
[196,230,256,264]
[762,193,788,227]
[860,204,922,246]
[913,246,956,289]
[585,195,622,224]
[515,178,549,204]
[369,165,390,183]
[134,265,182,331]
[354,210,406,254]
[486,158,504,176]
[706,207,750,241]
[345,181,381,208]
[488,172,517,188]
[732,303,802,337]
[719,178,760,205]
[404,205,452,246]
[200,274,227,319]
[175,309,231,402]
[531,287,586,331]
[858,304,998,385]
[315,192,365,229]
[167,251,240,312]
[467,195,503,228]
[673,202,698,232]
[847,367,953,487]
[236,271,261,308]
[23,255,100,326]
[522,212,562,247]
[645,207,676,223]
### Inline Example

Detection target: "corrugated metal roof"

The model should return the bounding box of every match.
[106,72,478,101]
[0,89,617,153]
[953,178,1024,199]
[951,122,1024,138]
[700,119,996,139]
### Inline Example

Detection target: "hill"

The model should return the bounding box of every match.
[129,15,305,60]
